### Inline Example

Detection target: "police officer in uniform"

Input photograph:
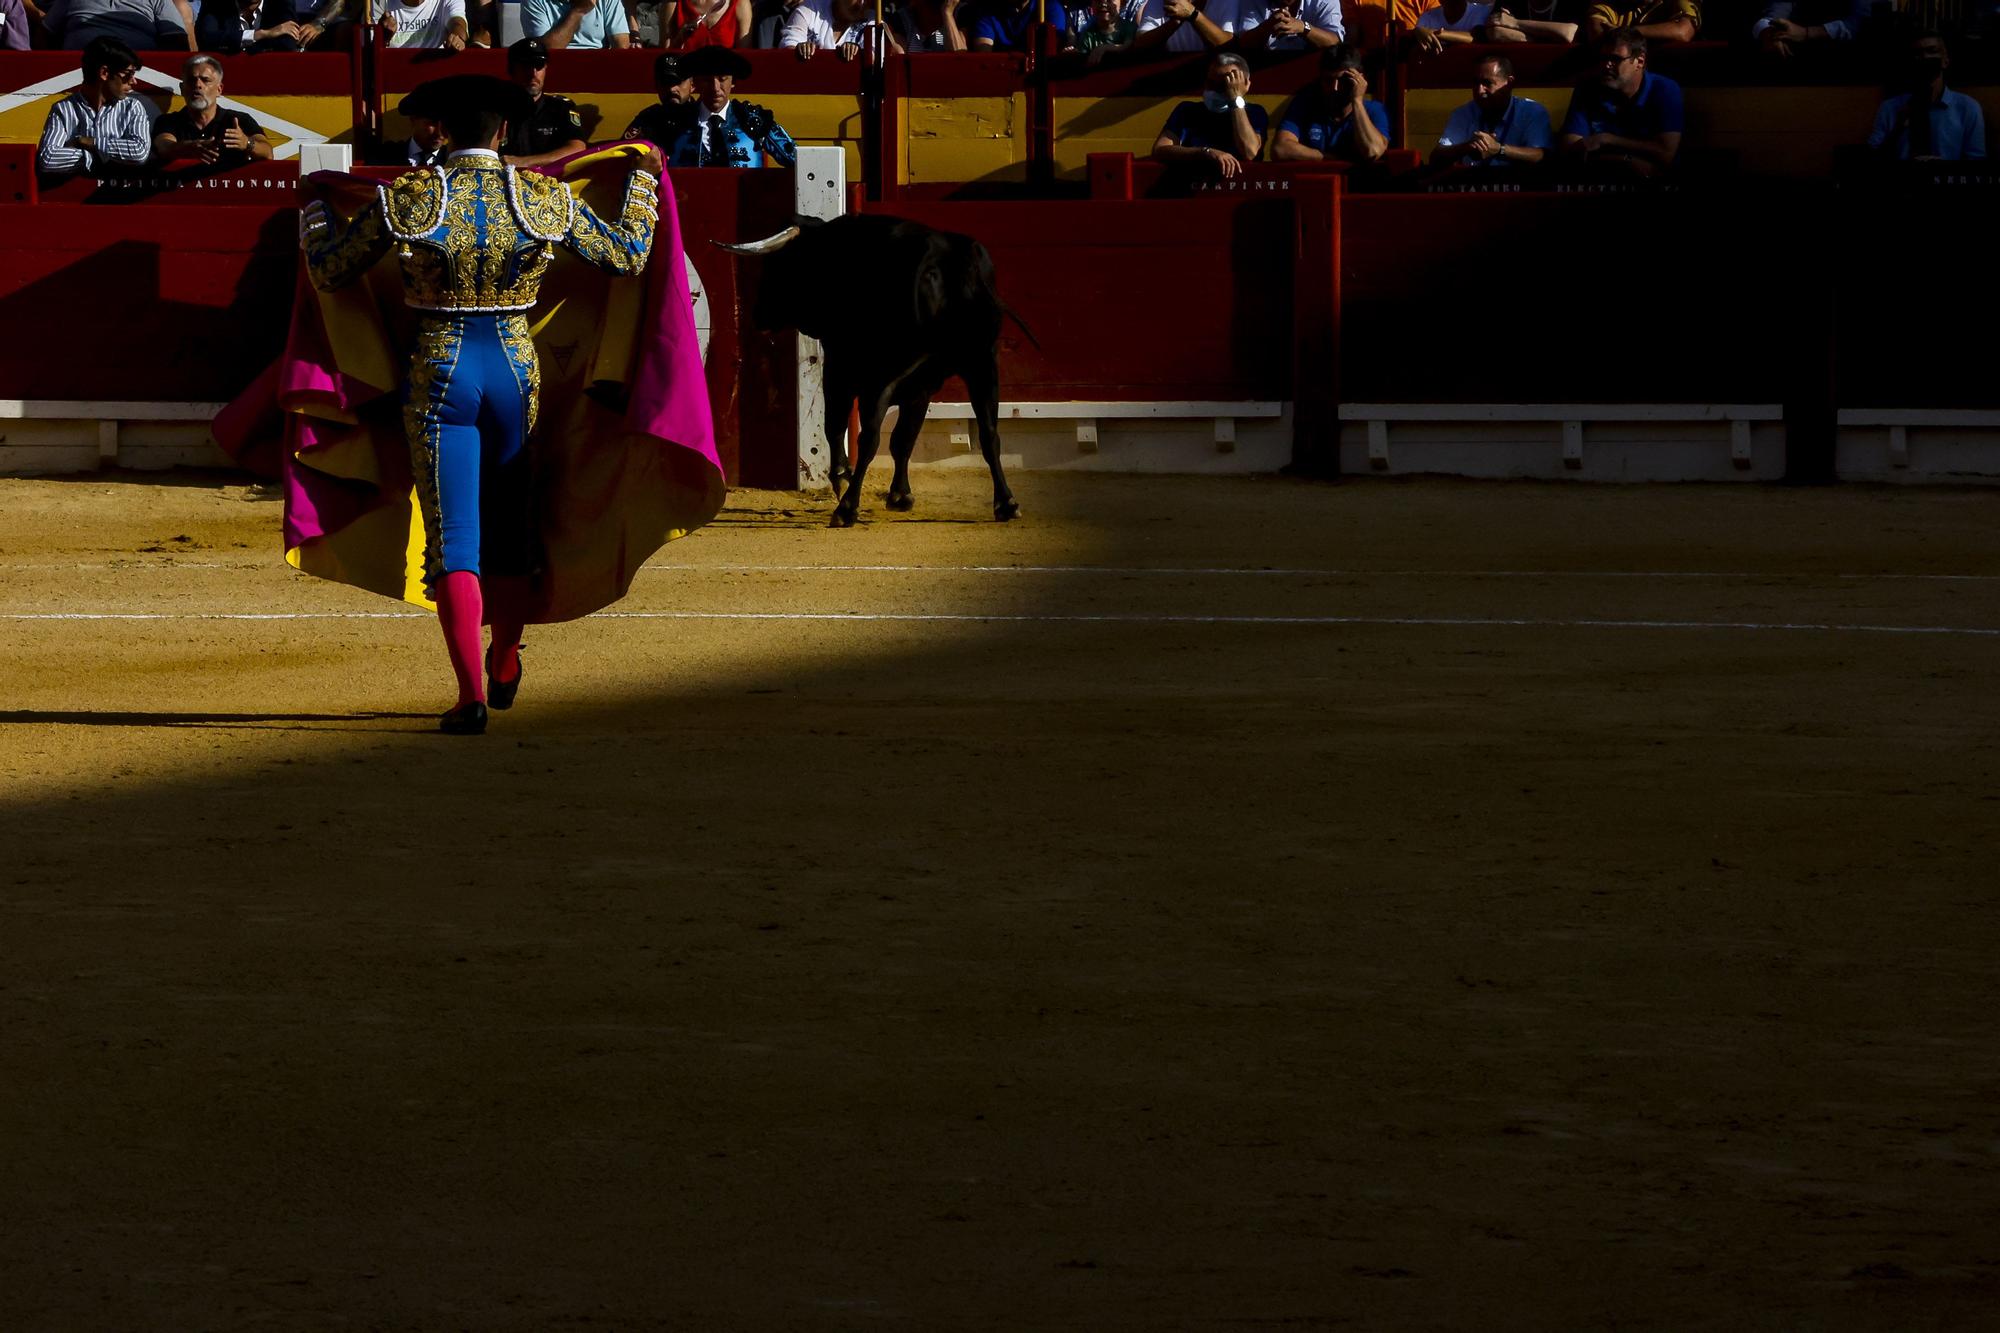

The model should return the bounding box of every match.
[503,37,587,168]
[623,52,696,145]
[661,45,797,169]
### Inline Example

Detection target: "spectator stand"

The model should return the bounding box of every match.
[1395,40,2000,179]
[374,43,869,184]
[0,40,365,165]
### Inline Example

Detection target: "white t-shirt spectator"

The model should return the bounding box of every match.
[780,0,882,47]
[382,0,465,46]
[522,0,631,48]
[1255,0,1345,46]
[1135,0,1241,51]
[1416,0,1491,30]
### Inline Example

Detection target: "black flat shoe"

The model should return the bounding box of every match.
[487,646,523,712]
[440,701,487,735]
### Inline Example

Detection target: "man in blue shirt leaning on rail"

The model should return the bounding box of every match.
[1432,53,1553,170]
[1866,31,1986,163]
[1559,26,1682,177]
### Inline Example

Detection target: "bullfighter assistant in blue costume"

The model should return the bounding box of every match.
[301,76,663,735]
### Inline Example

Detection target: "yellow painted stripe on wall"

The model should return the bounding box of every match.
[906,94,1025,184]
[1053,93,1291,177]
[0,92,359,147]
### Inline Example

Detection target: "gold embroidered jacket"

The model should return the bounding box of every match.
[303,152,660,312]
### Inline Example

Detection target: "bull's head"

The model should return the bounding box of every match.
[713,217,828,335]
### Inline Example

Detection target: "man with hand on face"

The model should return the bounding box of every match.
[1559,26,1682,175]
[1152,52,1266,180]
[1867,31,1985,163]
[1431,54,1551,169]
[502,37,587,169]
[662,45,798,169]
[154,54,272,170]
[1271,42,1387,164]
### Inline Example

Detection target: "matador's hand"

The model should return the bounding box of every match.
[299,199,332,247]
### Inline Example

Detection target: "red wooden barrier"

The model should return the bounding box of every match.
[0,166,800,487]
[36,160,302,205]
[857,196,1296,404]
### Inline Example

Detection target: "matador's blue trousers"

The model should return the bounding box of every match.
[404,312,542,589]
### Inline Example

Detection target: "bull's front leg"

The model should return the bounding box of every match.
[831,386,895,528]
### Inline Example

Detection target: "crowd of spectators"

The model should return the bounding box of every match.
[1146,22,1983,179]
[23,4,1990,181]
[6,0,1996,54]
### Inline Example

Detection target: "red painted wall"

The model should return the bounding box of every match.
[2,164,1994,484]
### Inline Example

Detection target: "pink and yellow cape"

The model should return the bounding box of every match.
[215,144,725,624]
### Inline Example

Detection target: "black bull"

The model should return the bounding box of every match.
[719,214,1027,527]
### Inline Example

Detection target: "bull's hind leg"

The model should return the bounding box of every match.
[831,386,894,528]
[822,364,854,495]
[965,360,1019,522]
[884,396,930,512]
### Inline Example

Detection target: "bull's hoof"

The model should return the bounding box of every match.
[828,507,858,528]
[885,491,914,512]
[994,499,1022,522]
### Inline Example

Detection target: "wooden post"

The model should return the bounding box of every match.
[1783,182,1839,483]
[1383,22,1406,151]
[1029,28,1056,188]
[1289,172,1343,476]
[1087,152,1134,201]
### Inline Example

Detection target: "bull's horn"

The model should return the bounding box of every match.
[714,226,801,256]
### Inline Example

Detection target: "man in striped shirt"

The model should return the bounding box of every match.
[37,37,153,179]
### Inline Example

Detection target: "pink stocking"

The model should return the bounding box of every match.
[489,619,523,685]
[433,570,486,706]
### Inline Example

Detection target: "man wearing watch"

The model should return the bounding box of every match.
[1271,42,1389,164]
[1240,0,1345,49]
[1133,0,1233,52]
[1431,54,1552,171]
[1152,52,1267,180]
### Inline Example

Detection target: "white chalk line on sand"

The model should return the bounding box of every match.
[4,609,2000,637]
[3,560,2000,582]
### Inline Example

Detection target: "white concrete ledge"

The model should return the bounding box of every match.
[926,401,1286,421]
[1340,403,1783,423]
[1836,409,2000,427]
[0,400,227,421]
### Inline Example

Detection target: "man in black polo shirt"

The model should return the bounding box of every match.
[153,54,272,170]
[502,36,587,168]
[624,52,695,145]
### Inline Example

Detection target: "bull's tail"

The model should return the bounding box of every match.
[968,239,1041,352]
[999,303,1042,352]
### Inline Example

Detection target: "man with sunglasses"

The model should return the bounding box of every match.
[1558,27,1682,175]
[36,36,152,180]
[502,36,587,169]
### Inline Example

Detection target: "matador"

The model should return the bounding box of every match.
[301,75,664,735]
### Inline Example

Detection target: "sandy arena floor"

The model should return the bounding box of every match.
[3,469,1999,1330]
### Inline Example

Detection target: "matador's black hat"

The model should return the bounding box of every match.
[682,46,753,82]
[398,75,534,128]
